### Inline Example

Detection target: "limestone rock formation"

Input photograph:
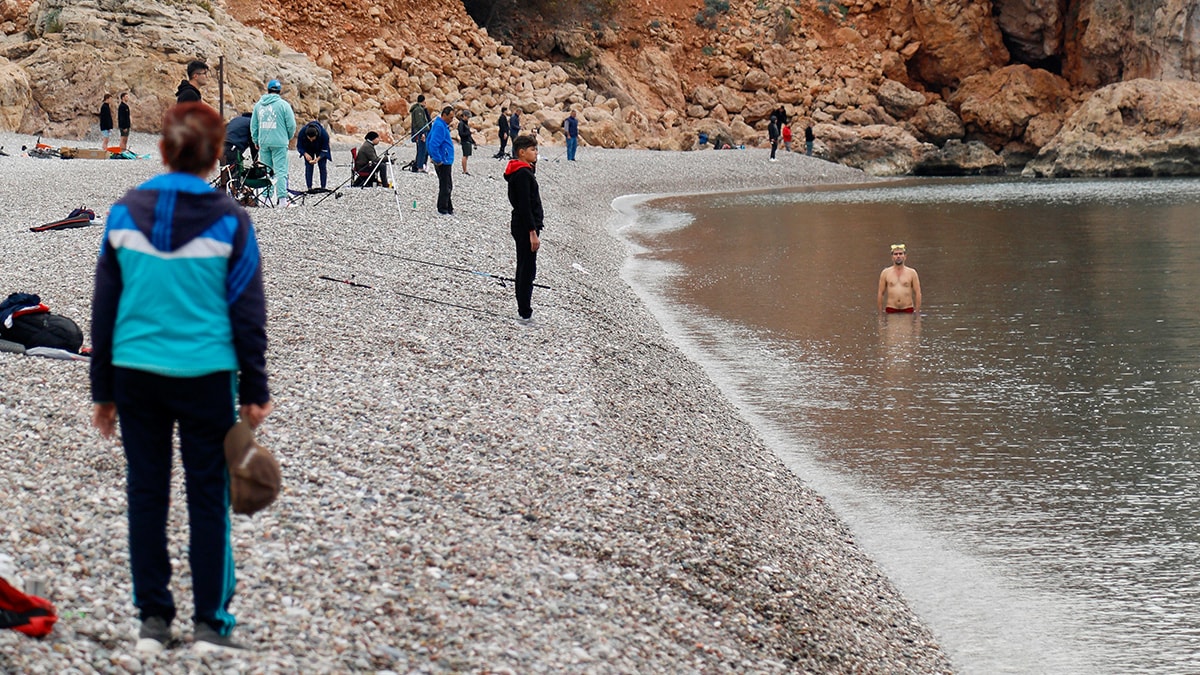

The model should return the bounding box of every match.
[889,0,1010,86]
[1024,78,1200,177]
[908,101,965,144]
[1064,0,1200,87]
[913,139,1006,176]
[2,0,335,137]
[993,0,1065,65]
[0,0,1197,176]
[816,122,930,176]
[0,55,31,131]
[950,65,1074,150]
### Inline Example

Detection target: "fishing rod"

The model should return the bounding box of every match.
[353,246,552,290]
[318,275,372,288]
[317,274,510,319]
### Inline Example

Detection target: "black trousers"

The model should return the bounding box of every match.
[435,163,453,214]
[512,229,537,319]
[770,138,779,159]
[496,133,508,157]
[114,367,238,632]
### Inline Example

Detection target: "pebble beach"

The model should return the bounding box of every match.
[0,130,953,673]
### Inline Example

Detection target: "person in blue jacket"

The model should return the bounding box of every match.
[90,102,272,655]
[427,106,456,215]
[296,120,331,191]
[250,79,296,206]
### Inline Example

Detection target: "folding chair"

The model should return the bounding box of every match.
[219,151,276,207]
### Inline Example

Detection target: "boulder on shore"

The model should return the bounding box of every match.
[1024,79,1200,177]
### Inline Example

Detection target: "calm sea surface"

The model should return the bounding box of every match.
[617,177,1200,674]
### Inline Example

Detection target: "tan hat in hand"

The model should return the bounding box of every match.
[224,421,281,516]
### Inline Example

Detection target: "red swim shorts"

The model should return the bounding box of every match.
[885,307,915,313]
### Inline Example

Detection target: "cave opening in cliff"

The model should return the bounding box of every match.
[1001,35,1064,76]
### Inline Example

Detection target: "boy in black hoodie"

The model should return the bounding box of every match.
[504,135,543,324]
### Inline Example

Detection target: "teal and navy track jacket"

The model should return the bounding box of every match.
[90,172,268,405]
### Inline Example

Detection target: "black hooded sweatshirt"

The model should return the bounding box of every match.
[504,160,543,238]
[176,79,201,103]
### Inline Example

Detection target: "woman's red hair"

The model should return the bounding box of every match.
[160,103,225,175]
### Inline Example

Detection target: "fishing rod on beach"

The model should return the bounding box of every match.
[313,117,435,207]
[317,274,512,319]
[353,246,552,290]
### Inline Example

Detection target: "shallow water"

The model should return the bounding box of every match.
[618,177,1200,674]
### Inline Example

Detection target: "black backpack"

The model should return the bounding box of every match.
[1,313,83,353]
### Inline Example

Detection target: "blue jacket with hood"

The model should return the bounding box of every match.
[91,173,268,405]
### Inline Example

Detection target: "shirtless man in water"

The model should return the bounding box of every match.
[878,243,921,313]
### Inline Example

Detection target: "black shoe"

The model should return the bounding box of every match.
[136,616,172,654]
[193,623,245,654]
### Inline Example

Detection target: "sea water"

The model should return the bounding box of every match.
[617,177,1200,674]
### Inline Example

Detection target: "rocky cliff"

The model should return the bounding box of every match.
[1,0,1198,176]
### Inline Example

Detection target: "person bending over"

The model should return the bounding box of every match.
[296,120,331,191]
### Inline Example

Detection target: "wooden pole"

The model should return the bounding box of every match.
[219,55,225,118]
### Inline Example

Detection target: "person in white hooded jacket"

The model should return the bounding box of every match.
[250,79,296,205]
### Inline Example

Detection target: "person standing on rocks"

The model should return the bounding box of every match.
[494,106,510,159]
[781,121,793,153]
[251,79,296,206]
[878,243,921,313]
[505,134,544,325]
[457,110,475,176]
[296,120,331,192]
[565,109,580,161]
[175,60,208,104]
[99,94,114,150]
[118,92,132,152]
[805,125,815,156]
[428,106,456,215]
[90,101,272,655]
[410,94,430,173]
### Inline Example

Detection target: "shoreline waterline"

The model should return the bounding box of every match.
[617,177,1200,674]
[1,138,950,672]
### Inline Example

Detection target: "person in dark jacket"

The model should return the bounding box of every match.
[223,112,257,167]
[99,94,114,150]
[457,110,475,175]
[509,109,521,141]
[768,115,781,161]
[410,94,430,173]
[90,101,272,655]
[504,134,544,324]
[296,120,331,191]
[175,60,208,103]
[494,106,510,159]
[118,92,132,152]
[565,110,580,161]
[353,131,389,187]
